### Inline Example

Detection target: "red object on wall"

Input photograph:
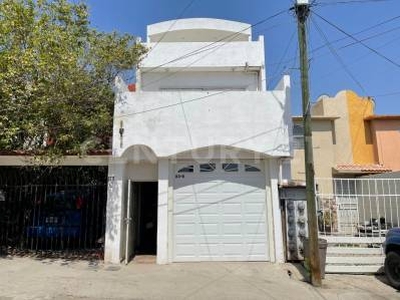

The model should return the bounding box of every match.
[128,83,136,92]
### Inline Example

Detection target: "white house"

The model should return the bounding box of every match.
[105,18,292,264]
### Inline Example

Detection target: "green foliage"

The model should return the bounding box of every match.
[0,0,146,157]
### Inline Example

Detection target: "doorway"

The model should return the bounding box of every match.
[125,181,158,263]
[134,182,158,255]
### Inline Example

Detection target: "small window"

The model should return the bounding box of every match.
[177,165,194,173]
[293,124,304,149]
[245,164,261,172]
[222,163,238,172]
[0,190,5,202]
[200,163,216,173]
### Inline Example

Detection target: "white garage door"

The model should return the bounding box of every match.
[173,161,269,262]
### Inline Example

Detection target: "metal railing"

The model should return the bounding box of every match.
[316,177,400,242]
[0,166,107,259]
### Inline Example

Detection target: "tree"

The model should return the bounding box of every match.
[0,0,146,157]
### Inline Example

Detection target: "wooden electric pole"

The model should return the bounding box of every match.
[294,0,322,286]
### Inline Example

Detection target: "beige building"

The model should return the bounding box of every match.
[291,90,392,193]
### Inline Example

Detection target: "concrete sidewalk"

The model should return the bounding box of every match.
[0,257,398,300]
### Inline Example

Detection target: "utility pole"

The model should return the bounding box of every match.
[294,0,322,287]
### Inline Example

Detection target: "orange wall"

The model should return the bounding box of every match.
[346,91,376,164]
[371,120,400,171]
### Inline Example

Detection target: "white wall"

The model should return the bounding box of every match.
[266,159,285,263]
[114,77,291,159]
[104,158,127,263]
[141,71,259,91]
[140,41,264,70]
[157,159,169,264]
[147,18,251,43]
[125,163,157,182]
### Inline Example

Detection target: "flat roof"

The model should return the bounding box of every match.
[147,18,251,42]
[364,115,400,121]
[292,116,339,121]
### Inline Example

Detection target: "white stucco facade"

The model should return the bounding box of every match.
[105,18,292,265]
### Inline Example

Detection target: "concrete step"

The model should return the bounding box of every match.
[327,247,383,255]
[326,255,385,265]
[321,236,384,244]
[325,246,385,274]
[325,264,384,274]
[132,255,156,264]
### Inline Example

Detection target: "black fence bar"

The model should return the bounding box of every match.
[0,166,107,259]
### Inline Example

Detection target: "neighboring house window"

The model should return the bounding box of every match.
[244,164,261,172]
[222,163,238,172]
[293,124,304,149]
[200,163,216,172]
[177,165,194,173]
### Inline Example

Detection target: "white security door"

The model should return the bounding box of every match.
[173,162,269,262]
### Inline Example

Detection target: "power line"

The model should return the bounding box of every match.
[313,11,400,69]
[268,30,296,89]
[117,72,290,119]
[312,34,400,81]
[140,9,287,74]
[374,91,400,97]
[310,15,368,94]
[141,32,243,88]
[316,0,395,6]
[312,15,400,53]
[339,25,400,50]
[267,13,400,67]
[145,0,197,56]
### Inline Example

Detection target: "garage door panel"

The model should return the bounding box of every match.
[221,244,243,255]
[198,244,219,256]
[173,161,269,262]
[221,223,242,234]
[243,203,266,213]
[174,215,196,223]
[245,223,267,234]
[175,244,197,257]
[175,224,196,235]
[222,202,241,211]
[198,224,219,235]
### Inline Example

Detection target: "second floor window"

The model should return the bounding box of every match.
[293,124,304,149]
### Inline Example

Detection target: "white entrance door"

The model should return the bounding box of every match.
[172,162,269,262]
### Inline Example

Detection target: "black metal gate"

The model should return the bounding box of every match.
[0,166,107,259]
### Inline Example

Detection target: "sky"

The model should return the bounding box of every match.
[85,0,400,116]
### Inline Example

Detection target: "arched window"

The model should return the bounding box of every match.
[200,163,216,173]
[244,164,261,172]
[222,163,238,172]
[177,165,194,173]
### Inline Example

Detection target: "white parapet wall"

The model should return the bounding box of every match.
[113,75,291,160]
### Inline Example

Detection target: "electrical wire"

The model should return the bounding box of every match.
[116,71,290,119]
[313,11,400,69]
[316,0,395,6]
[310,15,368,94]
[339,25,400,50]
[313,34,400,81]
[374,91,400,97]
[141,31,244,89]
[140,9,288,74]
[268,30,296,89]
[267,14,400,67]
[145,0,197,56]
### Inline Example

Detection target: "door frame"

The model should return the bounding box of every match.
[125,180,158,264]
